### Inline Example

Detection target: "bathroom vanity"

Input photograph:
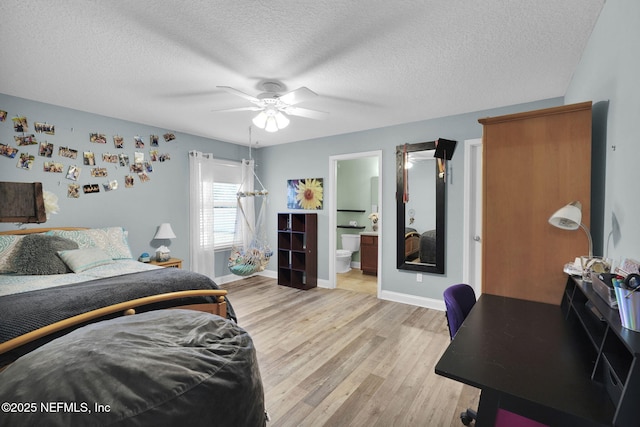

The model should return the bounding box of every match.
[360,232,378,276]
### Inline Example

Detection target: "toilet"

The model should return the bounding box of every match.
[336,234,361,273]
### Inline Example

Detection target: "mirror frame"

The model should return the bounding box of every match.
[396,141,445,274]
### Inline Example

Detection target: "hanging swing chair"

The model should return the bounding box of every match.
[228,160,273,276]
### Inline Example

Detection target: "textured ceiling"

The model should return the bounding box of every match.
[0,1,604,147]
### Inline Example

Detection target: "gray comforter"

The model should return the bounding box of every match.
[0,268,236,366]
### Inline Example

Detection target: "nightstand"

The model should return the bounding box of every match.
[149,258,182,269]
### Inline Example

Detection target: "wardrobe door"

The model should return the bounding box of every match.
[480,102,592,305]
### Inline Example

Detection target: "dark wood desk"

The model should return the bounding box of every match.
[435,294,615,427]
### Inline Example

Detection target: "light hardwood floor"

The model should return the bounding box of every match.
[222,276,479,427]
[336,268,377,295]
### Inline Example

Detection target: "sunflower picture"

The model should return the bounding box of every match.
[287,178,324,210]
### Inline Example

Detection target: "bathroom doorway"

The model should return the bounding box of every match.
[328,151,382,296]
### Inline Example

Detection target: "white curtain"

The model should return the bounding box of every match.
[236,159,255,250]
[189,151,216,278]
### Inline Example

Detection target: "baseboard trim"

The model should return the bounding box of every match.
[221,270,444,312]
[379,290,445,312]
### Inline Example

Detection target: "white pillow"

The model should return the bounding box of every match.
[57,248,114,273]
[47,227,133,260]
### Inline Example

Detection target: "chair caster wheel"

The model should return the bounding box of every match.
[460,411,473,426]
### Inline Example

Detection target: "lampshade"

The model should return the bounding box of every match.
[265,115,279,132]
[548,201,582,230]
[252,111,267,129]
[274,111,290,128]
[548,201,593,257]
[154,223,176,240]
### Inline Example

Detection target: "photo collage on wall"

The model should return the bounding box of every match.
[0,109,175,199]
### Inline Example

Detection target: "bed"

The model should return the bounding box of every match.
[404,227,436,264]
[0,226,266,425]
[0,227,236,365]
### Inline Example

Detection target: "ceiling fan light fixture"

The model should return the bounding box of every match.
[275,111,290,129]
[252,111,268,129]
[264,116,279,132]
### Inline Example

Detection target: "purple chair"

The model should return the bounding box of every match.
[443,284,477,340]
[443,284,477,425]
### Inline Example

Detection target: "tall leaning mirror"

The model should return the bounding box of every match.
[396,139,455,274]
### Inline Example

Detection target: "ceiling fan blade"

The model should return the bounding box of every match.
[278,87,318,106]
[216,86,261,104]
[212,106,262,113]
[283,106,328,120]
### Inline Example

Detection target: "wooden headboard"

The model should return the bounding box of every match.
[0,227,88,235]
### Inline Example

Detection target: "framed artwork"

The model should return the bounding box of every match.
[287,178,323,210]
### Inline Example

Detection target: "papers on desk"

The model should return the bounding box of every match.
[564,258,582,276]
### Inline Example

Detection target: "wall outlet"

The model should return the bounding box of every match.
[416,273,423,283]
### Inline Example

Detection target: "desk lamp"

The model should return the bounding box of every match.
[153,223,176,261]
[548,201,593,258]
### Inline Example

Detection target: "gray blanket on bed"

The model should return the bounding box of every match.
[0,268,236,365]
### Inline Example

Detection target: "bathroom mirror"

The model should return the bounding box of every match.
[396,141,446,274]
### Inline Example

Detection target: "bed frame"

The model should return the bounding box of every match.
[0,227,228,356]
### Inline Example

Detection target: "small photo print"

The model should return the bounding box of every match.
[149,149,159,161]
[34,122,55,135]
[68,183,81,198]
[66,165,81,181]
[134,136,144,148]
[12,116,28,132]
[90,133,107,144]
[130,163,144,173]
[16,153,34,169]
[138,171,150,183]
[102,153,118,163]
[118,153,130,167]
[134,151,144,163]
[1,143,19,158]
[83,151,95,165]
[15,134,37,145]
[83,184,100,194]
[124,175,135,188]
[163,132,175,142]
[159,153,171,162]
[150,134,159,147]
[103,180,118,192]
[113,135,124,149]
[91,167,108,178]
[44,162,64,173]
[59,146,78,159]
[0,110,7,122]
[38,142,54,157]
[144,161,153,173]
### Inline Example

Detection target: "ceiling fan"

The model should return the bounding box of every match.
[215,81,328,132]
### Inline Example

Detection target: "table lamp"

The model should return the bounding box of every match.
[153,223,176,261]
[548,201,593,258]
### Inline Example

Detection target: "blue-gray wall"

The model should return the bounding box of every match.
[0,93,252,276]
[258,97,563,304]
[564,0,640,266]
[0,92,561,301]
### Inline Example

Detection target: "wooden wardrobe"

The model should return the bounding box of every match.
[479,102,592,305]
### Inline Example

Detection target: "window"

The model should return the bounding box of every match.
[212,160,242,251]
[213,182,240,249]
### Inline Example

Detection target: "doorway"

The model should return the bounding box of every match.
[462,138,482,296]
[328,151,382,296]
